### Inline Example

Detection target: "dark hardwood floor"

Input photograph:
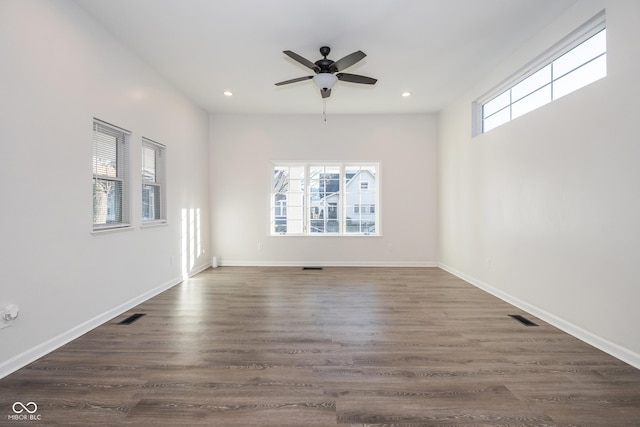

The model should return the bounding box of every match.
[2,267,640,426]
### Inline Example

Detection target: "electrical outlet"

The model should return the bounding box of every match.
[3,304,19,321]
[1,304,18,331]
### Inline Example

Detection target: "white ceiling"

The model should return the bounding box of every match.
[74,0,578,115]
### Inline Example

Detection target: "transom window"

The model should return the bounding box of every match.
[476,11,606,134]
[271,163,379,235]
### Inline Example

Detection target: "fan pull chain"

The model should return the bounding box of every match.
[323,99,327,122]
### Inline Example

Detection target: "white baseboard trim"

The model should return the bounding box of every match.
[438,263,640,370]
[0,263,211,380]
[219,260,439,268]
[189,262,214,276]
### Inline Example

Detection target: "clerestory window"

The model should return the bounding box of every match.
[475,11,606,135]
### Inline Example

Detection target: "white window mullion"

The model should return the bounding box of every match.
[340,164,346,235]
[304,163,309,234]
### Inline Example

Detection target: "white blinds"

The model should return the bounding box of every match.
[92,119,131,229]
[141,138,166,222]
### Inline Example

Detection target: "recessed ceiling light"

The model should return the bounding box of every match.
[223,91,233,97]
[402,91,412,97]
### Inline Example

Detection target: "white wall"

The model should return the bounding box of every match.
[209,114,438,266]
[439,0,640,367]
[0,0,210,377]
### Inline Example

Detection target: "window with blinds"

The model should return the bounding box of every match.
[92,119,131,230]
[141,138,166,223]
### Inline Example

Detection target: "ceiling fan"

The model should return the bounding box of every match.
[275,46,377,99]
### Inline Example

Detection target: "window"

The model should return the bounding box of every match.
[476,11,606,134]
[271,163,379,235]
[309,166,340,233]
[273,165,305,234]
[141,138,166,223]
[92,119,130,230]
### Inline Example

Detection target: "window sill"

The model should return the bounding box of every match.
[271,233,382,237]
[141,220,167,229]
[92,225,134,235]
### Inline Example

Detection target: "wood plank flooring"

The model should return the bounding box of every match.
[2,267,640,426]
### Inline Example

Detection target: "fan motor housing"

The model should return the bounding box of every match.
[316,46,337,72]
[315,58,336,73]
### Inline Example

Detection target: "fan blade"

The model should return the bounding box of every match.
[332,50,366,72]
[275,76,313,86]
[283,50,320,72]
[321,88,331,99]
[337,73,377,85]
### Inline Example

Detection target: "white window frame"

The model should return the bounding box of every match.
[473,10,606,136]
[92,119,131,231]
[141,137,167,225]
[270,162,380,236]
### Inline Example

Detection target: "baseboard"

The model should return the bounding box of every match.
[189,262,214,276]
[438,263,640,370]
[0,263,211,380]
[219,260,439,268]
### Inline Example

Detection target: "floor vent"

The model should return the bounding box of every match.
[118,313,146,325]
[302,267,323,270]
[508,314,538,327]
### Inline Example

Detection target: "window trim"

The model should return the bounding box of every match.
[270,162,380,236]
[473,10,606,136]
[92,118,131,231]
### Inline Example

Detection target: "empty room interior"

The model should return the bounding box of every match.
[1,0,640,425]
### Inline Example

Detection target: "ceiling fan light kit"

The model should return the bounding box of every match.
[275,46,377,100]
[313,73,338,91]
